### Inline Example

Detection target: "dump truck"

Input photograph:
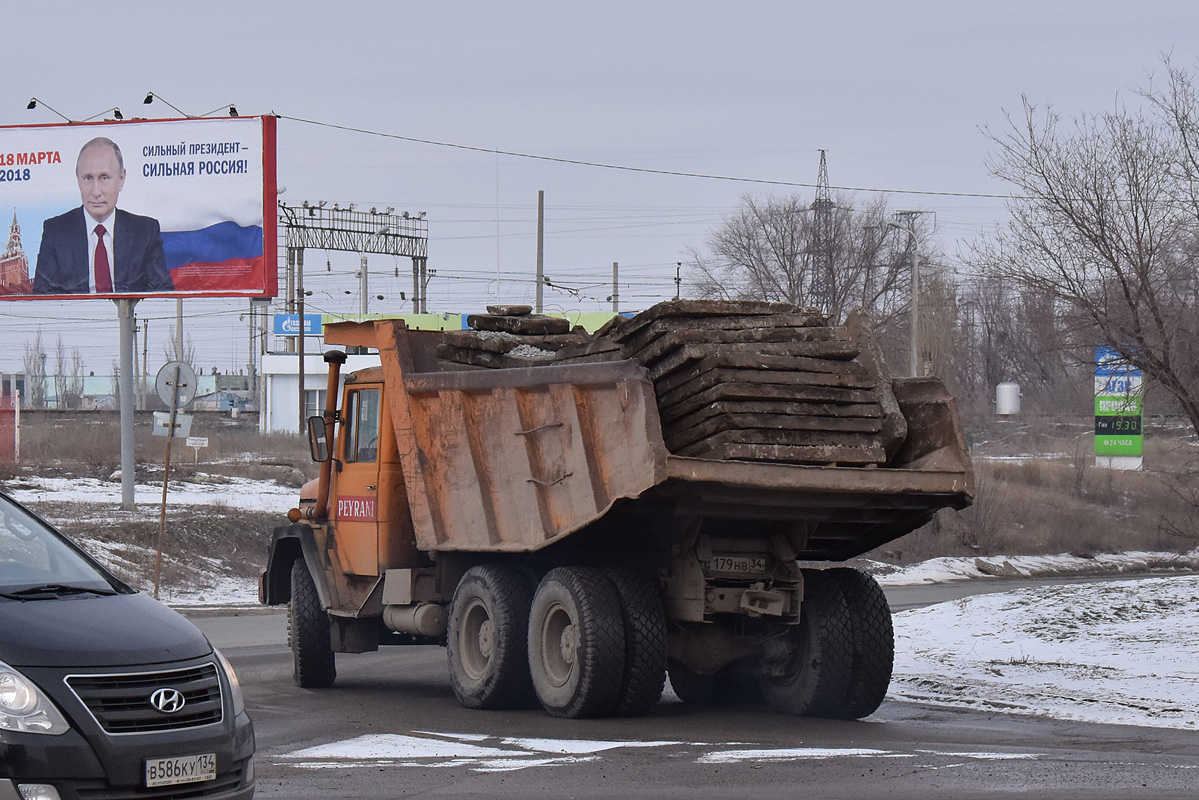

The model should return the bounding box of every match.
[260,301,974,719]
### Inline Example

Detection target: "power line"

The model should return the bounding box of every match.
[278,114,1019,200]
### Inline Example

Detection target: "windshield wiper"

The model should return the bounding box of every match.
[1,583,117,599]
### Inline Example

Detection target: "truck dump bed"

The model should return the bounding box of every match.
[326,307,973,562]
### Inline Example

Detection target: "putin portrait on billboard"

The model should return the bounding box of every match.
[0,115,276,300]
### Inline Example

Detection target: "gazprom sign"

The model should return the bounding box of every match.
[273,313,322,336]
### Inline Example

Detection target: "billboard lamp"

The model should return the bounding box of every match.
[199,104,238,118]
[142,91,190,117]
[143,93,235,118]
[26,97,72,122]
[82,107,123,122]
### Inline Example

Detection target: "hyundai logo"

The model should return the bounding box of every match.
[150,687,186,714]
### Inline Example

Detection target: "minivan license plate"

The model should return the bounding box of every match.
[145,753,217,787]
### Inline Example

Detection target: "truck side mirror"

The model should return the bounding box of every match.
[307,416,330,462]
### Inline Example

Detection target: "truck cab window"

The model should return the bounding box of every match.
[343,388,381,463]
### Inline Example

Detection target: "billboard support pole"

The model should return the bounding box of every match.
[117,299,139,510]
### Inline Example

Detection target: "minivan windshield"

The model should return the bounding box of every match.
[0,493,120,598]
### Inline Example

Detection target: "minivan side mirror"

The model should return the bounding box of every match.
[307,416,330,462]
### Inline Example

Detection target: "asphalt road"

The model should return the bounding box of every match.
[193,580,1199,799]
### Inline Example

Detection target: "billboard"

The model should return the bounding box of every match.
[0,116,276,300]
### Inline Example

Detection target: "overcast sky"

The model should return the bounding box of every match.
[3,1,1198,377]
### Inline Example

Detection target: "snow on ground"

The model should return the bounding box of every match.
[4,474,291,607]
[870,550,1199,585]
[889,575,1199,731]
[5,475,297,515]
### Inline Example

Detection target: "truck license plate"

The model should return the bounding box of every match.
[145,753,217,787]
[706,555,766,576]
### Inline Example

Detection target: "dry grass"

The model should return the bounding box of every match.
[878,417,1199,564]
[13,410,312,484]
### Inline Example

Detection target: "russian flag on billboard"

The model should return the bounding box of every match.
[162,221,265,292]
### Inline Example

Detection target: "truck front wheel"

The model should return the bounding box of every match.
[289,559,336,688]
[528,567,626,718]
[447,565,534,709]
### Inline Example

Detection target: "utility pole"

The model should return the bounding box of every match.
[612,261,619,313]
[297,247,306,434]
[141,319,149,411]
[412,257,421,313]
[674,262,682,300]
[536,190,544,313]
[359,252,369,316]
[419,258,429,313]
[247,299,256,407]
[175,299,184,363]
[891,210,928,377]
[132,317,141,411]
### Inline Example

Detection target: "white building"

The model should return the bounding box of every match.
[260,352,380,434]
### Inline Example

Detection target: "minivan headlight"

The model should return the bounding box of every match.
[0,661,69,735]
[212,648,245,717]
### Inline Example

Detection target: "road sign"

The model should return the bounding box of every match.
[155,361,198,409]
[152,412,193,438]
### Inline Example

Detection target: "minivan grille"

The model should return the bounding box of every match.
[66,663,224,733]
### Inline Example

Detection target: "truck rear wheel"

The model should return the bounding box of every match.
[667,661,719,705]
[668,658,762,706]
[528,567,626,718]
[604,569,666,716]
[447,565,534,709]
[757,569,852,716]
[824,567,894,719]
[289,559,336,688]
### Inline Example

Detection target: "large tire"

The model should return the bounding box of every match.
[758,569,852,716]
[447,565,534,709]
[667,658,762,706]
[527,567,626,718]
[289,559,336,688]
[824,568,894,719]
[667,660,719,705]
[604,569,666,717]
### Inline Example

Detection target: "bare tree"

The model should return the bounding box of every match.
[952,277,1093,420]
[160,326,198,372]
[977,83,1199,437]
[53,336,67,410]
[690,193,922,327]
[21,331,46,409]
[50,336,86,409]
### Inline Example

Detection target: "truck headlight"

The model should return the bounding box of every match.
[0,661,69,735]
[212,648,246,717]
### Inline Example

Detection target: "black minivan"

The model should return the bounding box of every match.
[0,490,255,799]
